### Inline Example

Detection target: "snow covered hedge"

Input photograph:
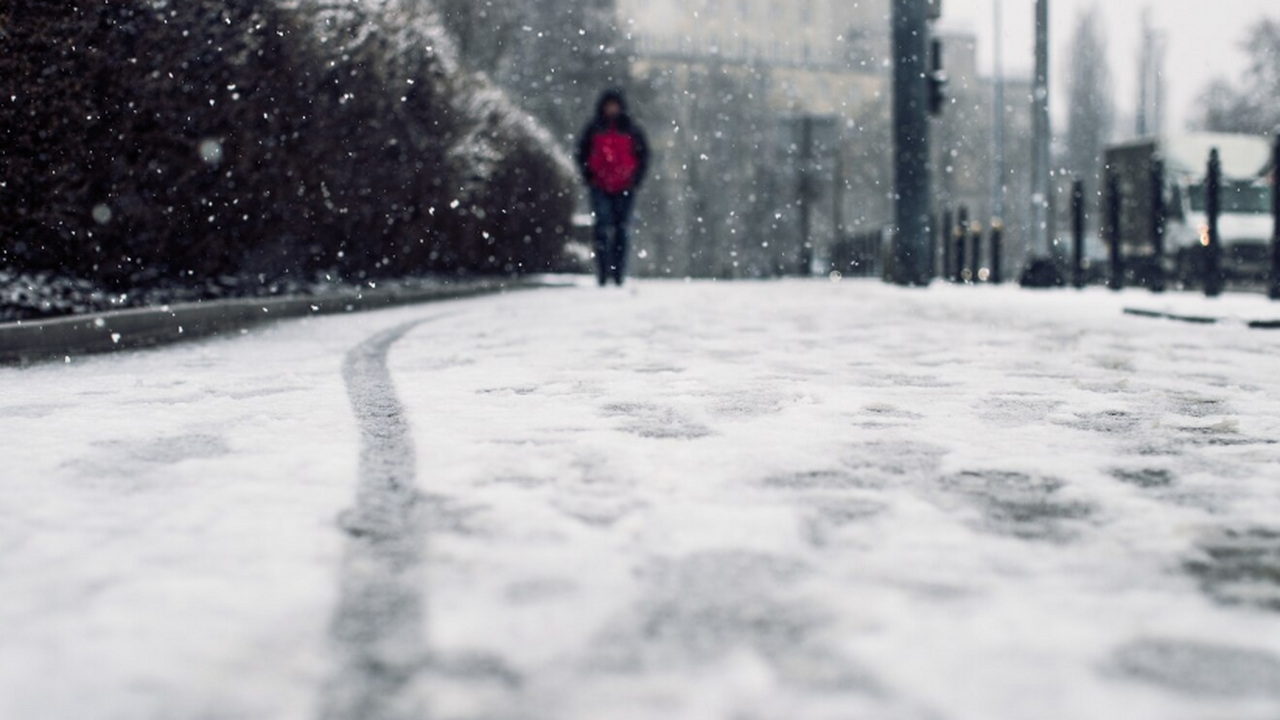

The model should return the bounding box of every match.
[0,0,576,290]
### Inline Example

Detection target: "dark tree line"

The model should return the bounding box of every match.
[0,0,575,289]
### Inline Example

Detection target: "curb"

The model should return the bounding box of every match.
[1123,307,1280,330]
[0,279,552,365]
[1123,308,1219,325]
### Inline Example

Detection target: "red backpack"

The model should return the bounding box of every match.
[587,129,639,194]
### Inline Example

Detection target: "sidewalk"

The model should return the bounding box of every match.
[2,280,1279,720]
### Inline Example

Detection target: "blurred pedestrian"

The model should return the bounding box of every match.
[578,89,649,287]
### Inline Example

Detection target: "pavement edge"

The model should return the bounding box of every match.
[0,279,557,365]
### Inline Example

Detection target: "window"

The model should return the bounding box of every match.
[1168,185,1185,221]
[1188,182,1271,215]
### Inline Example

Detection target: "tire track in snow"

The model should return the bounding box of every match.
[322,318,438,720]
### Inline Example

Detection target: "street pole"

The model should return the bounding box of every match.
[1031,0,1052,262]
[971,222,985,283]
[1136,8,1151,137]
[891,0,933,286]
[932,212,942,279]
[1270,132,1280,300]
[1205,148,1223,297]
[991,222,1005,284]
[1072,179,1085,289]
[992,0,1006,233]
[941,207,954,281]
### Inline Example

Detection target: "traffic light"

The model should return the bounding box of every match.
[929,38,947,117]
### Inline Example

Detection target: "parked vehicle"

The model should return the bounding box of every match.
[1104,133,1274,285]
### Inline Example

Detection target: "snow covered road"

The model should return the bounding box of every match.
[3,281,1280,720]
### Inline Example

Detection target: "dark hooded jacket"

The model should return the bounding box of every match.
[577,89,650,193]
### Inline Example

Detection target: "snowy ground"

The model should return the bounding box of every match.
[2,280,1280,720]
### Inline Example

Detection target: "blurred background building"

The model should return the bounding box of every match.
[613,0,1037,279]
[933,31,1036,276]
[616,0,897,278]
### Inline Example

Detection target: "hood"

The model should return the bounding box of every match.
[595,89,630,121]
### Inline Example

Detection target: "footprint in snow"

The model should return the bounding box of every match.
[599,401,711,440]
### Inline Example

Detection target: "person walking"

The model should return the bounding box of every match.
[578,89,649,287]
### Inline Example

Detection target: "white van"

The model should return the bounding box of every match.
[1105,133,1274,282]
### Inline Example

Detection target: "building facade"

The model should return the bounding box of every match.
[612,2,1035,280]
[619,0,889,70]
[933,31,1036,277]
[615,0,895,277]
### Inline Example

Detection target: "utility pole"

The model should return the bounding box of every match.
[890,0,938,286]
[1031,0,1052,262]
[1136,8,1167,138]
[992,0,1006,228]
[1136,8,1151,137]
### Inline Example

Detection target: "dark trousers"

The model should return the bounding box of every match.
[590,188,635,286]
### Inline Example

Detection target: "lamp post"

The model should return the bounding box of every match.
[1030,0,1053,262]
[992,0,1006,249]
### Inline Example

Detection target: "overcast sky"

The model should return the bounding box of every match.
[935,0,1278,135]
